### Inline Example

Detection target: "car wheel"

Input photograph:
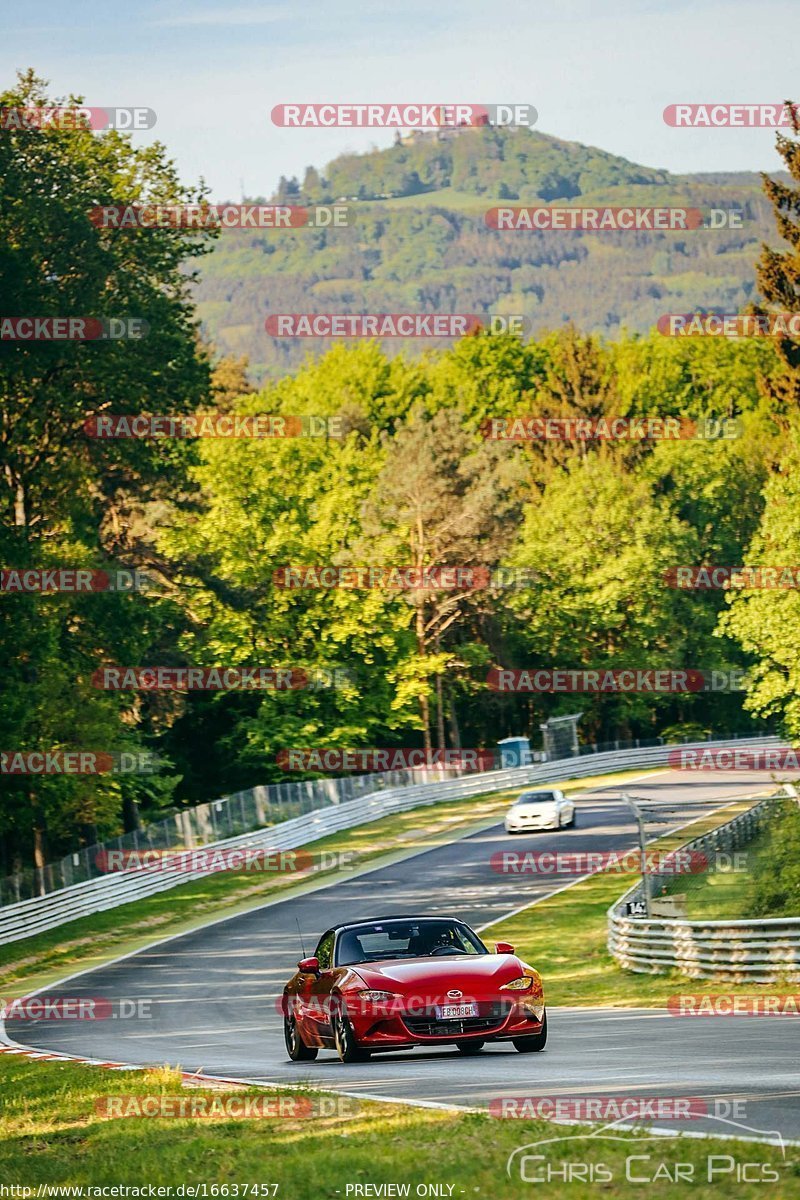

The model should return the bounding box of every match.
[513,1011,547,1053]
[332,1005,370,1063]
[567,809,576,827]
[455,1040,485,1055]
[284,1010,318,1061]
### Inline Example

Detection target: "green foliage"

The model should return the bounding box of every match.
[0,71,214,871]
[0,77,792,875]
[308,127,671,205]
[750,800,800,917]
[198,132,777,379]
[718,424,800,736]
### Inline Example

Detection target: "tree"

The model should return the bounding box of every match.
[0,71,212,536]
[504,454,738,741]
[753,101,800,421]
[718,426,800,737]
[302,165,323,200]
[359,402,526,752]
[154,348,426,793]
[0,71,213,871]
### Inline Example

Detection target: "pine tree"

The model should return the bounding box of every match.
[302,165,322,200]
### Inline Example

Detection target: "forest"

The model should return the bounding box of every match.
[2,71,800,876]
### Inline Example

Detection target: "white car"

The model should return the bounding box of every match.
[504,789,575,833]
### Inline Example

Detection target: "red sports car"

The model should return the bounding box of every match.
[281,914,546,1062]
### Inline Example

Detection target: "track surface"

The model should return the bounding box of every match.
[7,769,799,1143]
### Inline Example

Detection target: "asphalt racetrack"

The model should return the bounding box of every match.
[6,769,799,1145]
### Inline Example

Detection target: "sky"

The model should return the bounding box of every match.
[2,0,798,199]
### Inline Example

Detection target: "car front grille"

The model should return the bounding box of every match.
[401,1001,512,1038]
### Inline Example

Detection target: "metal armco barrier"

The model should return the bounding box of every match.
[608,792,800,982]
[0,764,443,907]
[0,736,782,947]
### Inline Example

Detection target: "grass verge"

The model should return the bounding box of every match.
[0,1055,794,1197]
[680,824,769,921]
[1,767,658,996]
[482,797,796,1007]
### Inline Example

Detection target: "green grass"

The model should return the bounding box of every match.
[0,1056,794,1197]
[482,797,796,1007]
[679,824,770,921]
[3,781,797,1193]
[0,767,658,996]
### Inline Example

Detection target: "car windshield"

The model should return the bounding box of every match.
[514,792,557,806]
[335,919,488,966]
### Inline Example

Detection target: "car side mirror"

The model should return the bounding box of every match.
[494,941,515,955]
[298,956,320,974]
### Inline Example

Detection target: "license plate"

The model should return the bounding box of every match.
[436,1002,478,1020]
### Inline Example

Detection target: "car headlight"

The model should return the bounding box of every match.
[500,976,534,992]
[357,990,398,1002]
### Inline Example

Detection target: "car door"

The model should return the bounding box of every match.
[558,790,574,825]
[301,930,336,1045]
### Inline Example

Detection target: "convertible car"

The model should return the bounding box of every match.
[281,914,546,1062]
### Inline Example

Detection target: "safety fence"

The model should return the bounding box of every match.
[0,729,768,907]
[0,735,782,946]
[608,794,800,982]
[0,765,450,907]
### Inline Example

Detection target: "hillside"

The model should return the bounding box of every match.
[193,127,778,379]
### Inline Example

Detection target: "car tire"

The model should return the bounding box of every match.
[455,1040,485,1054]
[567,810,576,827]
[332,1004,370,1063]
[284,1010,318,1061]
[513,1011,547,1053]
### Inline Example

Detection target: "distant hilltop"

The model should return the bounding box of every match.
[273,125,672,205]
[195,125,778,379]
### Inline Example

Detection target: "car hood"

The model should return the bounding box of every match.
[350,954,526,991]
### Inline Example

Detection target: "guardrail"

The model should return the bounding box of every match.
[0,735,782,947]
[608,793,800,982]
[0,763,460,907]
